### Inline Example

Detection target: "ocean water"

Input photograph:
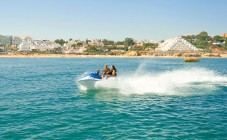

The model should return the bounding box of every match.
[0,58,227,139]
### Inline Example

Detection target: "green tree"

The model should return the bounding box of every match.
[124,38,134,47]
[196,31,209,41]
[213,35,222,42]
[115,41,123,45]
[197,41,208,49]
[55,39,66,46]
[102,39,114,46]
[86,39,91,44]
[102,39,108,45]
[182,35,196,44]
[143,43,159,49]
[85,46,104,55]
[224,39,227,50]
[194,31,210,50]
[69,38,73,41]
[77,42,83,46]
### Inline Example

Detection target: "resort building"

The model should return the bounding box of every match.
[88,39,104,46]
[63,46,86,54]
[18,40,32,52]
[24,36,32,41]
[12,36,22,45]
[146,40,160,44]
[67,40,77,46]
[135,41,144,47]
[221,33,227,38]
[18,40,62,52]
[0,35,12,46]
[0,35,32,46]
[0,44,5,52]
[155,36,198,52]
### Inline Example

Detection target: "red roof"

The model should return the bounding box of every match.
[25,36,32,38]
[221,33,227,38]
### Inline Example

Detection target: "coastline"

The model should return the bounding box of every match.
[1,53,227,58]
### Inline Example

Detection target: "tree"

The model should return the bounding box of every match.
[196,31,209,41]
[197,41,208,49]
[69,38,73,41]
[102,39,114,46]
[86,39,91,44]
[55,39,66,46]
[77,42,83,46]
[213,35,222,42]
[124,38,134,47]
[182,35,191,40]
[182,35,196,44]
[224,39,227,50]
[85,46,104,55]
[102,39,108,45]
[115,41,123,45]
[193,31,210,50]
[143,43,158,49]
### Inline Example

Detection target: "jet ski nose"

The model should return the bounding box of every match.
[78,72,102,89]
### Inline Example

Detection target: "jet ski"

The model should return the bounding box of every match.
[78,72,102,89]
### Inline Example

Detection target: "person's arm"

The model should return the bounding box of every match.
[100,69,105,72]
[111,70,116,76]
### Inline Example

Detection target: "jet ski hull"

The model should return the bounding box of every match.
[78,72,102,89]
[79,79,101,89]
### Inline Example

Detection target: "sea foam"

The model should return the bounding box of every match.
[94,66,227,96]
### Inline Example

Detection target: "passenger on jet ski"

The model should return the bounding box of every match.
[107,65,117,77]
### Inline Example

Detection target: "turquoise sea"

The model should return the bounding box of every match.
[0,58,227,139]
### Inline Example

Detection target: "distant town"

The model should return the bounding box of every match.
[0,32,227,57]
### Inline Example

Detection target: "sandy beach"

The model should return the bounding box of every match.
[0,53,227,58]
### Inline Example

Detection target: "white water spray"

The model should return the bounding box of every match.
[95,67,227,96]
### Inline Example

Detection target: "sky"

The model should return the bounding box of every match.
[1,0,227,41]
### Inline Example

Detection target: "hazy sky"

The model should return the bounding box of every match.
[1,0,226,41]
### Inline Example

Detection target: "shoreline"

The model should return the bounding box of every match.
[1,54,227,58]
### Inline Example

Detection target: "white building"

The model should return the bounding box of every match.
[155,36,198,51]
[18,40,32,52]
[88,39,104,46]
[12,36,22,45]
[0,44,5,51]
[18,40,62,52]
[0,35,12,46]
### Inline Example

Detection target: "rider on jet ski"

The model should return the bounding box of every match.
[108,65,117,77]
[99,65,117,79]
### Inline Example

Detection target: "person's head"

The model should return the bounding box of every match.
[111,65,116,71]
[104,65,108,69]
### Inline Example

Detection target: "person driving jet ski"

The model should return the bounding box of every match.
[99,64,110,79]
[98,65,117,79]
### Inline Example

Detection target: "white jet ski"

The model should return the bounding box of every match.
[78,72,102,89]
